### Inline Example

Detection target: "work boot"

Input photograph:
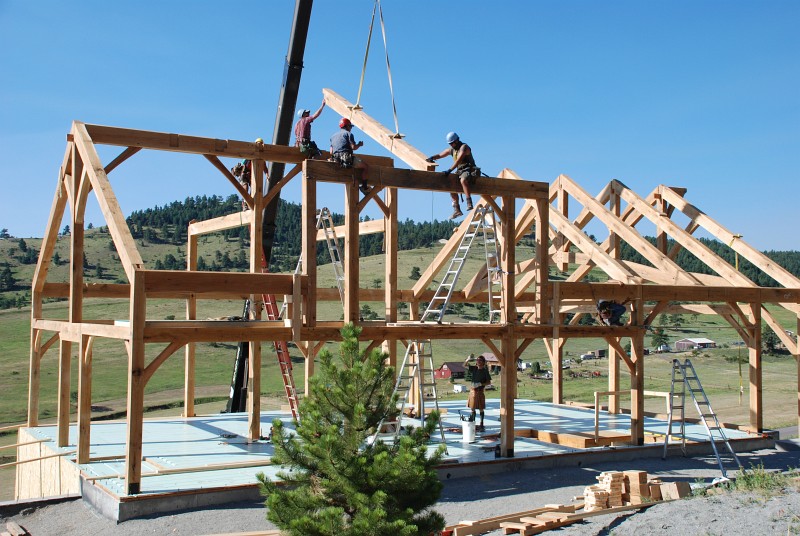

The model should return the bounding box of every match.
[466,197,474,211]
[450,205,463,220]
[359,183,370,195]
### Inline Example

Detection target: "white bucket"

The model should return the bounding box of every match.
[462,420,476,443]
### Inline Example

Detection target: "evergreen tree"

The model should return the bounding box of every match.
[762,325,779,355]
[0,228,10,239]
[258,323,445,536]
[0,266,15,291]
[650,327,669,349]
[409,266,421,280]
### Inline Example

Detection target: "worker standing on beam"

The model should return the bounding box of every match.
[294,98,326,158]
[427,132,480,220]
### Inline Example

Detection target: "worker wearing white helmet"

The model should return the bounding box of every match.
[294,98,326,158]
[426,132,481,220]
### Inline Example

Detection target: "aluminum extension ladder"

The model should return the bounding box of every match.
[420,206,504,323]
[663,358,743,479]
[372,340,448,453]
[278,207,345,319]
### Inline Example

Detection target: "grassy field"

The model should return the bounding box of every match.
[1,237,798,501]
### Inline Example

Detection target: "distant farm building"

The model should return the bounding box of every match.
[480,352,502,373]
[434,362,467,380]
[675,338,717,351]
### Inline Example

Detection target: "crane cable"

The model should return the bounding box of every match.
[354,0,402,138]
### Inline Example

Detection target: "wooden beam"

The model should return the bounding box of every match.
[188,211,254,237]
[323,88,434,171]
[203,154,252,204]
[661,185,800,292]
[304,159,549,200]
[72,121,144,281]
[142,270,301,297]
[316,217,385,241]
[84,123,304,163]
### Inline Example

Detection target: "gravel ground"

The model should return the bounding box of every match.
[4,439,800,536]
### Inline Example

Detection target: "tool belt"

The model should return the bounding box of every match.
[332,151,354,169]
[299,138,320,157]
[457,165,481,183]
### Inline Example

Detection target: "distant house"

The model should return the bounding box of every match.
[434,361,466,380]
[675,337,716,352]
[480,352,502,373]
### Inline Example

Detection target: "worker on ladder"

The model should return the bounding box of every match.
[426,132,481,220]
[294,98,326,158]
[463,354,492,431]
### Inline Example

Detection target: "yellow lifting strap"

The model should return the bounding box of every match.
[354,0,403,139]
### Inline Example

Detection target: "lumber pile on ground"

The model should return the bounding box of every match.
[441,470,692,535]
[3,520,30,536]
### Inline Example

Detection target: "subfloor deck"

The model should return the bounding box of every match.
[20,399,768,521]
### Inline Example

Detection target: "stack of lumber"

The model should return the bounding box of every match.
[442,469,694,536]
[2,521,30,536]
[623,470,650,504]
[596,471,625,507]
[582,485,609,512]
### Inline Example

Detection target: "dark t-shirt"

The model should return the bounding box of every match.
[330,129,355,154]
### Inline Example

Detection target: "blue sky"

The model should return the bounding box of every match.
[1,1,797,251]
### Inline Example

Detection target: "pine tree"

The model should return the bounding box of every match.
[258,323,445,536]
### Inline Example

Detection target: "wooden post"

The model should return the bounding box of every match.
[535,196,549,323]
[629,293,646,445]
[749,303,763,432]
[301,162,317,327]
[184,230,197,417]
[608,343,621,414]
[796,313,800,435]
[385,187,398,370]
[125,270,146,495]
[550,283,564,405]
[344,179,359,323]
[77,335,93,463]
[247,160,265,441]
[500,333,515,457]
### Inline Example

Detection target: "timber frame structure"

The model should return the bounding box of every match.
[27,89,800,495]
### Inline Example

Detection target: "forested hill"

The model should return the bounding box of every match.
[124,195,458,272]
[2,196,798,311]
[124,194,800,286]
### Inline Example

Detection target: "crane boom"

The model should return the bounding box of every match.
[264,0,314,266]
